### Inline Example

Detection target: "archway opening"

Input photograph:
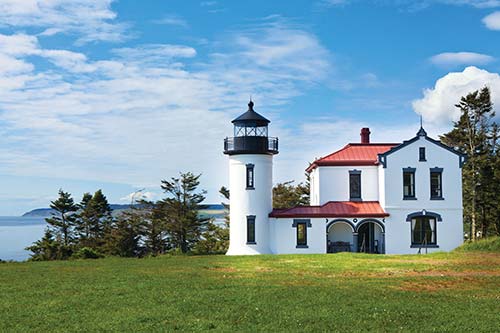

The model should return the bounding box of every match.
[327,221,354,253]
[357,221,384,254]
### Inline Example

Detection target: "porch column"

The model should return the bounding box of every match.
[381,232,385,254]
[352,233,358,253]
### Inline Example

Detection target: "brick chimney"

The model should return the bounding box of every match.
[360,128,370,144]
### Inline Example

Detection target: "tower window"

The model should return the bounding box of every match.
[430,168,443,199]
[246,164,254,189]
[246,215,256,244]
[419,147,426,161]
[349,170,361,201]
[403,168,416,199]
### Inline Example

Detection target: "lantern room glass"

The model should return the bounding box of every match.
[234,125,268,137]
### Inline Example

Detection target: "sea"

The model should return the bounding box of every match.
[0,216,46,261]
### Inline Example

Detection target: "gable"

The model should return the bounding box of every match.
[378,131,466,168]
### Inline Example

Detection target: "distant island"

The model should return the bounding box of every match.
[22,204,226,219]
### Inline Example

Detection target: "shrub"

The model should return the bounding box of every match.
[72,247,104,259]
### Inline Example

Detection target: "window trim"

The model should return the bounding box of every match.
[410,216,438,247]
[419,147,426,162]
[430,167,444,200]
[246,215,256,244]
[293,219,311,248]
[349,170,362,201]
[246,164,255,190]
[402,167,416,200]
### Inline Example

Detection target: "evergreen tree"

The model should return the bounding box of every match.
[25,229,61,261]
[440,87,498,239]
[142,201,169,256]
[159,172,209,253]
[86,190,113,248]
[46,189,78,249]
[105,207,144,257]
[273,178,310,209]
[74,192,93,247]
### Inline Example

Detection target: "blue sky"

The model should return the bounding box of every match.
[0,0,499,215]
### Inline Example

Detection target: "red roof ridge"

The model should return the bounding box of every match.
[269,201,389,218]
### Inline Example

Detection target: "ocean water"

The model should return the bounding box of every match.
[0,216,46,261]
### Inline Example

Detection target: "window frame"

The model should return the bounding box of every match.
[349,170,362,201]
[430,167,443,200]
[246,215,256,244]
[246,164,255,190]
[403,167,416,200]
[410,216,438,247]
[293,219,311,248]
[419,147,426,161]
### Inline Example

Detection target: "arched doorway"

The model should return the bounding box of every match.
[326,220,355,253]
[356,219,385,254]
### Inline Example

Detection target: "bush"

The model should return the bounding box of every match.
[455,236,500,253]
[72,247,104,259]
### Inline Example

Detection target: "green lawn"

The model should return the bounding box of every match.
[1,250,499,332]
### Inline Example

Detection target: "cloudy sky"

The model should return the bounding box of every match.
[0,0,499,215]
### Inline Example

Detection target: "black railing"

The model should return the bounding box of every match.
[224,136,278,155]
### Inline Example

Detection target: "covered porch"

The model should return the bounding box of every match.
[326,218,385,254]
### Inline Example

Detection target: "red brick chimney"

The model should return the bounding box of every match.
[360,128,370,144]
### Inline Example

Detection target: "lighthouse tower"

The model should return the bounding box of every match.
[224,100,279,255]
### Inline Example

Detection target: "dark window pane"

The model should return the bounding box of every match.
[247,217,255,243]
[403,172,415,198]
[297,223,307,246]
[350,174,361,199]
[419,147,426,161]
[412,217,436,245]
[430,172,442,198]
[246,164,254,189]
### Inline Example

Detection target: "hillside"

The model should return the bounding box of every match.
[0,249,499,331]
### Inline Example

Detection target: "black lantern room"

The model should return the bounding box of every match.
[224,101,279,155]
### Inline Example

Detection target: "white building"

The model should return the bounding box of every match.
[224,101,465,255]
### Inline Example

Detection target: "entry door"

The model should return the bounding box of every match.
[358,223,376,253]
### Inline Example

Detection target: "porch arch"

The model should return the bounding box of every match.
[326,219,355,233]
[355,218,385,233]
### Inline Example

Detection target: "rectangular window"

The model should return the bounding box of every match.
[411,217,436,245]
[403,168,416,199]
[419,147,426,161]
[430,169,443,199]
[246,164,254,189]
[296,222,307,247]
[349,170,361,200]
[247,216,256,244]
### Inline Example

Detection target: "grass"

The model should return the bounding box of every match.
[456,236,500,253]
[1,248,499,332]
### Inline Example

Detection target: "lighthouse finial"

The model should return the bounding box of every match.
[248,97,254,110]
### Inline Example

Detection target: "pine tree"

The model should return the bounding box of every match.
[74,192,93,247]
[440,87,498,239]
[105,208,144,257]
[273,178,310,209]
[46,189,78,249]
[159,172,209,253]
[142,201,169,256]
[25,229,60,261]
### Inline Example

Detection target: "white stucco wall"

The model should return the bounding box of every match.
[269,218,326,254]
[309,168,320,205]
[316,166,379,204]
[381,135,463,253]
[226,154,274,255]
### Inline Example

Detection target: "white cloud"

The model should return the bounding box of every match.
[0,19,333,202]
[430,52,495,67]
[483,11,500,30]
[120,191,159,203]
[153,15,189,28]
[0,0,128,44]
[412,66,500,125]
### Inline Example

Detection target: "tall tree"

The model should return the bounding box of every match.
[46,189,78,248]
[25,229,61,261]
[159,172,209,253]
[440,86,497,239]
[273,177,310,209]
[74,192,93,246]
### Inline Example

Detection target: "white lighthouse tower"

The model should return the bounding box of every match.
[224,100,279,255]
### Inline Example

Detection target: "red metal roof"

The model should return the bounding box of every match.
[269,201,389,218]
[306,143,398,172]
